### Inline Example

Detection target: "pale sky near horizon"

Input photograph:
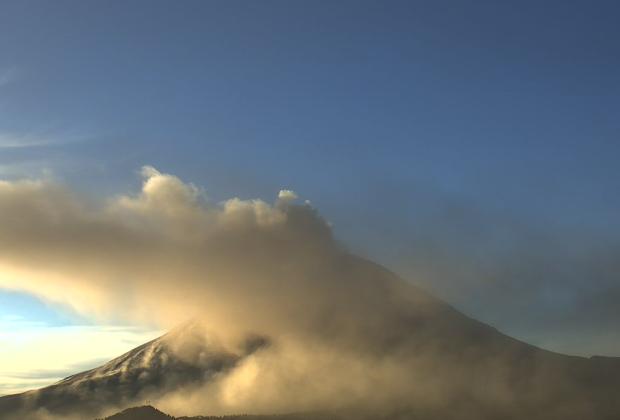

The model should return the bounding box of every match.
[1,0,620,394]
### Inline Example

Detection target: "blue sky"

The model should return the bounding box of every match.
[1,0,620,391]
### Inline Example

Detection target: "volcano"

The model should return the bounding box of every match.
[1,258,619,420]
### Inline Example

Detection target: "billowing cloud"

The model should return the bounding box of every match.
[0,166,418,346]
[0,167,618,419]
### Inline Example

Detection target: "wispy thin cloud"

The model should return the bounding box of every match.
[1,357,109,381]
[0,314,48,330]
[0,133,60,149]
[0,131,84,179]
[0,324,162,395]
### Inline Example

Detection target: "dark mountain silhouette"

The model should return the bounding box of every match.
[100,407,338,420]
[101,405,173,420]
[1,258,619,420]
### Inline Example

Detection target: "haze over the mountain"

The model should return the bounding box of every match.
[1,263,620,420]
[0,168,619,419]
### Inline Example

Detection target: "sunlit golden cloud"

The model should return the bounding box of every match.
[0,167,616,419]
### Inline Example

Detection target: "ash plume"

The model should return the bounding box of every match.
[0,167,618,420]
